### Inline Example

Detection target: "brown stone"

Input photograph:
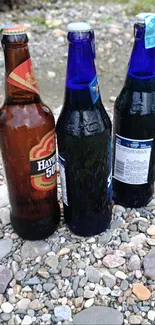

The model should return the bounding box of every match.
[132,283,151,301]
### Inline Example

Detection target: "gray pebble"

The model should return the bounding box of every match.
[15,270,26,281]
[77,287,84,297]
[62,267,71,277]
[43,283,55,292]
[120,280,129,291]
[138,220,148,232]
[77,261,85,269]
[73,276,80,292]
[79,277,88,288]
[121,231,130,243]
[36,284,42,292]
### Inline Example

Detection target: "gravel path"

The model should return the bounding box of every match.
[0,1,155,325]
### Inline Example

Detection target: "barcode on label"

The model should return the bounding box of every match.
[115,159,125,176]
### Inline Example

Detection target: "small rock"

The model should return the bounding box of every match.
[84,298,94,308]
[21,241,50,259]
[48,71,56,78]
[138,220,148,233]
[121,231,130,243]
[12,261,19,275]
[77,261,85,269]
[128,254,141,271]
[62,267,71,277]
[0,238,13,260]
[132,283,151,300]
[109,96,116,103]
[53,29,66,38]
[73,276,80,292]
[0,207,10,225]
[37,268,49,279]
[21,315,32,325]
[99,231,112,245]
[131,234,146,246]
[103,255,125,268]
[94,248,105,259]
[74,297,83,308]
[15,270,26,281]
[111,289,122,297]
[17,298,30,310]
[135,270,142,279]
[0,185,9,208]
[45,256,58,268]
[128,315,142,324]
[24,276,40,285]
[147,225,155,236]
[115,271,126,280]
[29,299,44,310]
[148,310,155,321]
[99,287,111,296]
[57,248,70,256]
[85,266,101,283]
[101,269,116,288]
[79,277,88,288]
[54,305,71,321]
[147,238,155,246]
[84,290,95,299]
[43,282,55,292]
[51,287,60,299]
[120,280,129,291]
[0,266,12,294]
[115,205,126,213]
[1,302,13,313]
[143,253,155,279]
[110,219,123,230]
[73,306,123,325]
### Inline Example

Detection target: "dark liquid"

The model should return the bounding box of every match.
[10,195,60,240]
[56,87,112,236]
[113,76,155,208]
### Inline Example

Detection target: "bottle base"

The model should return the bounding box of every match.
[65,213,112,237]
[10,213,60,241]
[113,194,153,209]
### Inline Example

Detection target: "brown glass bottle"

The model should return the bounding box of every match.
[0,25,60,240]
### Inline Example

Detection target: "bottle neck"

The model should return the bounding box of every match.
[127,23,155,81]
[65,31,100,108]
[2,34,40,104]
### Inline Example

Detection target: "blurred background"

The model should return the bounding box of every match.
[0,0,154,119]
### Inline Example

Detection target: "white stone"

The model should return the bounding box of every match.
[22,286,32,292]
[0,185,9,208]
[0,207,10,225]
[135,270,142,279]
[147,238,155,246]
[1,302,13,313]
[94,248,105,259]
[54,305,71,321]
[84,298,94,308]
[147,225,155,236]
[57,248,70,256]
[99,287,111,296]
[148,310,155,321]
[21,315,32,325]
[41,314,51,322]
[78,269,85,276]
[131,233,146,246]
[115,271,127,280]
[15,315,22,325]
[48,71,56,78]
[17,298,30,310]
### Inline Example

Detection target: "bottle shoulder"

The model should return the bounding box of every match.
[0,102,55,129]
[56,100,111,137]
[115,86,155,115]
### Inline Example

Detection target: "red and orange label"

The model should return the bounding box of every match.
[7,58,39,94]
[30,130,57,191]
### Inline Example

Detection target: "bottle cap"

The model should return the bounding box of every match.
[1,24,27,35]
[135,12,155,24]
[67,21,92,32]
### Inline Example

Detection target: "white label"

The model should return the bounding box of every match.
[114,134,153,185]
[59,155,68,206]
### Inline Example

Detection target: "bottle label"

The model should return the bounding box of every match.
[145,14,155,49]
[89,75,100,104]
[7,58,39,94]
[30,130,57,191]
[107,136,112,203]
[59,155,68,206]
[113,134,153,185]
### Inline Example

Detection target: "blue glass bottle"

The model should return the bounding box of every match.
[56,22,112,236]
[113,13,155,208]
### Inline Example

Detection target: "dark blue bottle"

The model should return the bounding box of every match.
[113,13,155,208]
[56,22,112,236]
